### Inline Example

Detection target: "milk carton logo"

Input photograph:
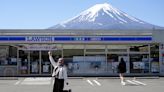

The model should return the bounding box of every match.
[26,36,53,42]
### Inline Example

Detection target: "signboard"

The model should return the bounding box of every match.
[73,56,106,62]
[0,36,152,43]
[26,36,53,42]
[18,45,58,51]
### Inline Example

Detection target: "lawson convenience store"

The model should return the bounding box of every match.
[0,29,164,77]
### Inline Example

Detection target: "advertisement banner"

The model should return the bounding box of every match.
[18,45,59,51]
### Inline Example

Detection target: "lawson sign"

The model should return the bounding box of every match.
[26,36,53,42]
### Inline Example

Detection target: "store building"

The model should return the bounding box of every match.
[0,29,164,77]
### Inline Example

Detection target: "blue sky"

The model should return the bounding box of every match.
[0,0,164,29]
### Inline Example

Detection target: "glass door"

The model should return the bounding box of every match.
[30,51,40,74]
[18,50,29,75]
[41,51,51,74]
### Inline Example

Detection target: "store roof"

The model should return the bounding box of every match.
[0,29,161,36]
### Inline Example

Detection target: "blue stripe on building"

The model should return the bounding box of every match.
[0,36,152,42]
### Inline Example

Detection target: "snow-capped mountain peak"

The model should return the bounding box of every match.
[49,3,158,30]
[78,3,117,22]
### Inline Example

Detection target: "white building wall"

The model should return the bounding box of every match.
[153,29,164,76]
[153,30,164,43]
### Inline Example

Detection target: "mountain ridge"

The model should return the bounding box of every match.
[49,3,162,30]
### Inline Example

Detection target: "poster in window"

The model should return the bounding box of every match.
[133,62,145,69]
[151,62,159,73]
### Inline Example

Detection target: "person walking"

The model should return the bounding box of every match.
[117,58,127,85]
[48,51,68,92]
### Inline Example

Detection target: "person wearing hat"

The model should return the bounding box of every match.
[48,51,68,92]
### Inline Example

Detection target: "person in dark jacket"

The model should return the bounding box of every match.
[118,58,126,85]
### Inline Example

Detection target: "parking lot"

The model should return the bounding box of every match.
[0,77,164,92]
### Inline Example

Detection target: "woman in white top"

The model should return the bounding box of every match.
[48,51,68,92]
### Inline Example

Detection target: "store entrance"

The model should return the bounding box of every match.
[18,50,42,75]
[41,51,51,74]
[30,51,40,74]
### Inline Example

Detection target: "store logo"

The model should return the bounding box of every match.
[26,36,53,42]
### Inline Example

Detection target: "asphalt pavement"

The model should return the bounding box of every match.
[0,77,164,92]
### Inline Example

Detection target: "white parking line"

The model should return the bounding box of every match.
[126,80,139,85]
[21,82,50,85]
[14,80,21,85]
[132,80,147,86]
[87,80,94,86]
[20,78,51,85]
[93,80,101,86]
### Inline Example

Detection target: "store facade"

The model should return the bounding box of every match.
[0,29,164,76]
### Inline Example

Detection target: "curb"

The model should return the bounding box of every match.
[0,77,18,80]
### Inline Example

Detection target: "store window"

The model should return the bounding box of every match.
[63,45,84,75]
[0,46,9,66]
[0,46,18,76]
[107,45,128,74]
[9,46,17,65]
[129,44,149,73]
[130,54,149,73]
[0,46,17,66]
[85,45,106,75]
[107,54,128,73]
[150,44,159,73]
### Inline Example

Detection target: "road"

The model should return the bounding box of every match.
[0,77,163,92]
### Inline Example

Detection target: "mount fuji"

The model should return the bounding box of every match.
[49,3,161,30]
